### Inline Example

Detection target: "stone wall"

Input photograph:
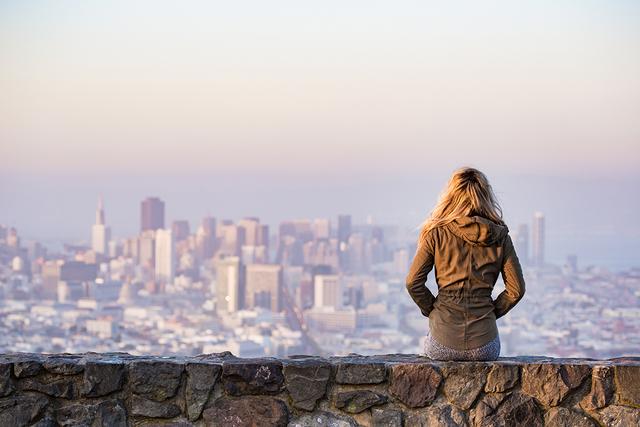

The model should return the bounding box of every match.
[0,352,638,426]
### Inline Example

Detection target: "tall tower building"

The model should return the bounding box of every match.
[532,211,545,268]
[245,264,283,312]
[313,218,331,240]
[515,224,529,266]
[215,256,244,314]
[238,217,260,246]
[91,196,111,255]
[337,215,352,271]
[140,197,165,232]
[155,229,175,284]
[314,274,342,309]
[171,220,190,242]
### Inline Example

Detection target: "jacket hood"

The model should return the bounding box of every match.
[446,215,509,246]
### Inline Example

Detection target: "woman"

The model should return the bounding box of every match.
[406,166,526,361]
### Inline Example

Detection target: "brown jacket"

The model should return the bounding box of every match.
[406,215,526,351]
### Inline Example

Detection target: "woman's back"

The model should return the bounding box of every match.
[420,216,524,350]
[406,166,526,360]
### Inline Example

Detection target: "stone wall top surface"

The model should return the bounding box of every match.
[2,352,638,365]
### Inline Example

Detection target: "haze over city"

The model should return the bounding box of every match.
[0,1,639,362]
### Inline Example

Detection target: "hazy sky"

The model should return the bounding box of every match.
[2,0,639,176]
[1,1,639,269]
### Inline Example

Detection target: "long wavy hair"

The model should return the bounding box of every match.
[418,166,505,248]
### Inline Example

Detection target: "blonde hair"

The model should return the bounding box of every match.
[418,166,505,248]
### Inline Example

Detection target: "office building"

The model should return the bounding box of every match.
[141,197,165,232]
[215,256,244,314]
[171,220,190,242]
[155,229,175,284]
[314,274,342,309]
[91,197,111,255]
[245,264,283,312]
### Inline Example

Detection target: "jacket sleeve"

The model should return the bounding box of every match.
[405,231,437,317]
[494,234,526,319]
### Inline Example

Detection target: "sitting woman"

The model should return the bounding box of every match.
[406,166,526,361]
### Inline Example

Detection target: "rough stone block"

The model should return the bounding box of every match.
[485,364,519,393]
[287,410,358,427]
[283,359,331,411]
[443,363,489,410]
[0,392,49,426]
[388,363,442,408]
[185,362,221,421]
[334,360,386,385]
[21,377,76,399]
[129,360,185,401]
[82,361,125,397]
[545,407,597,427]
[522,363,590,407]
[580,366,614,411]
[334,390,387,413]
[13,360,43,378]
[371,407,402,427]
[222,359,284,396]
[0,363,14,397]
[614,365,640,407]
[482,392,543,427]
[130,394,182,419]
[203,396,289,427]
[56,399,127,427]
[469,392,508,426]
[594,405,640,427]
[43,356,84,375]
[405,403,467,427]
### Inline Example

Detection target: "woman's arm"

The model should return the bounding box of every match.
[405,233,437,317]
[494,234,526,318]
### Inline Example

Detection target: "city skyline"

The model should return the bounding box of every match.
[1,193,638,360]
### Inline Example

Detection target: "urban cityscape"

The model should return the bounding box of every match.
[0,196,638,359]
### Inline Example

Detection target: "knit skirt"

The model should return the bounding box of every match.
[423,332,500,361]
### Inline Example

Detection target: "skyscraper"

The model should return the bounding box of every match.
[245,264,283,312]
[238,217,260,246]
[171,220,190,242]
[515,224,529,266]
[314,274,342,309]
[215,256,244,314]
[91,196,111,255]
[155,229,175,284]
[337,215,352,244]
[532,211,545,268]
[140,197,165,232]
[337,215,352,271]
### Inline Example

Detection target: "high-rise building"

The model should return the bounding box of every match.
[140,197,165,232]
[138,230,156,268]
[238,217,260,246]
[514,224,529,266]
[217,222,244,256]
[155,229,175,284]
[532,211,545,268]
[245,264,283,312]
[171,220,190,242]
[337,215,352,243]
[91,197,111,255]
[314,274,342,309]
[215,256,244,313]
[312,218,331,240]
[337,215,352,271]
